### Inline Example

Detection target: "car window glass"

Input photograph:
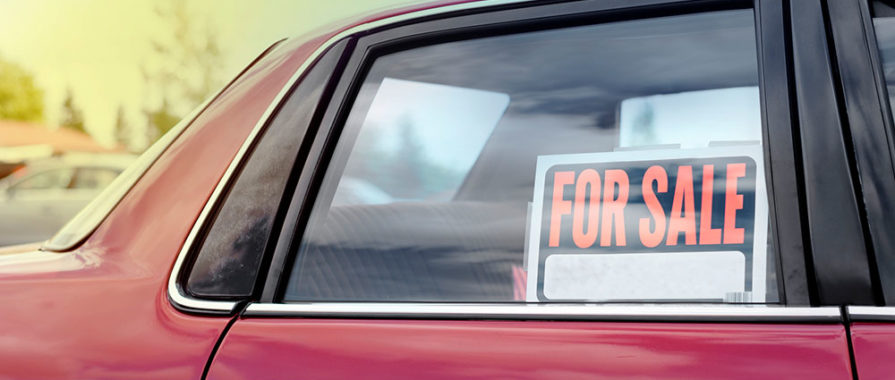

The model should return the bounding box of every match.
[10,169,73,191]
[71,168,121,190]
[286,9,779,304]
[618,87,761,148]
[184,41,347,298]
[332,78,509,206]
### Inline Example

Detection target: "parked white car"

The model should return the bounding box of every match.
[0,154,134,246]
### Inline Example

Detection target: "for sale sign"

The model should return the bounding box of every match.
[525,146,769,302]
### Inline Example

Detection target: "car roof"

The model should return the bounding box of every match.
[280,0,486,49]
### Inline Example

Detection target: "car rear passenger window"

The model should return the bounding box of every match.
[286,9,781,304]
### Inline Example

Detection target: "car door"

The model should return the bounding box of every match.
[169,1,860,378]
[825,1,895,379]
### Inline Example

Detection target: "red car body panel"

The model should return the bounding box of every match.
[0,1,876,379]
[0,29,322,380]
[848,323,895,380]
[208,319,852,380]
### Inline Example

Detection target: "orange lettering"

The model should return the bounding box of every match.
[639,165,667,248]
[572,169,601,248]
[600,169,629,247]
[723,163,746,244]
[549,171,575,247]
[699,165,722,245]
[666,165,697,246]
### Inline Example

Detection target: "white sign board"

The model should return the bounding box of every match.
[525,146,769,303]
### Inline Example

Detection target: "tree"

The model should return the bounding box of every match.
[142,0,223,145]
[366,116,464,200]
[143,99,180,144]
[114,105,133,151]
[628,101,656,146]
[0,57,44,122]
[60,88,86,134]
[391,116,427,199]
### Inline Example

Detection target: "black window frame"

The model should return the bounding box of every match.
[823,0,895,306]
[256,0,816,306]
[174,40,353,303]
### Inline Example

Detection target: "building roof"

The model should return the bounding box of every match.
[0,119,121,158]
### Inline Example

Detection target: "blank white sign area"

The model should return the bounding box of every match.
[543,251,746,301]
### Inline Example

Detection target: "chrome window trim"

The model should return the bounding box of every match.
[847,306,895,322]
[243,303,842,323]
[168,0,535,314]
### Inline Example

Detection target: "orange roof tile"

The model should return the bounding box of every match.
[0,119,121,153]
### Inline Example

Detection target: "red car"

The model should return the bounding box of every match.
[4,0,895,378]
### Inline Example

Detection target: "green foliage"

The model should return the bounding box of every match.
[0,58,44,122]
[145,100,180,142]
[60,88,86,134]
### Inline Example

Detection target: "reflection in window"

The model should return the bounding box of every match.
[333,78,509,206]
[619,87,761,148]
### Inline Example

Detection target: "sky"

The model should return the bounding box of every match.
[0,0,421,147]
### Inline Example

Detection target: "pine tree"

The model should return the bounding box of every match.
[114,105,131,151]
[60,88,86,134]
[141,0,223,147]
